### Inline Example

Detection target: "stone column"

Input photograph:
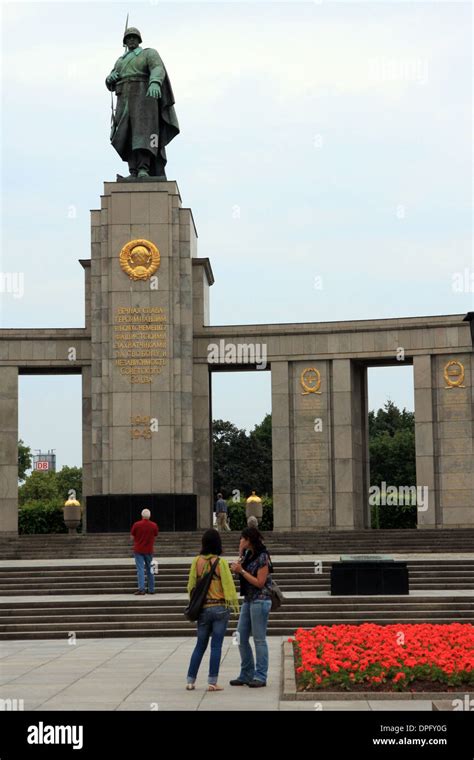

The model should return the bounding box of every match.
[332,359,368,529]
[80,260,91,332]
[81,366,92,531]
[191,258,214,529]
[0,366,18,533]
[271,361,293,530]
[432,353,473,526]
[291,361,332,529]
[413,355,438,527]
[192,259,213,333]
[192,363,212,529]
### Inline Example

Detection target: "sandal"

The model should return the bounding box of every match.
[207,684,224,691]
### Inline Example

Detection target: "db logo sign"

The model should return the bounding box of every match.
[35,461,49,471]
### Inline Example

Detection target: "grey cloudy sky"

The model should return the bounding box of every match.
[1,1,472,469]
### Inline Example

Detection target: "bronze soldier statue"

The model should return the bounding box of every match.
[106,27,180,180]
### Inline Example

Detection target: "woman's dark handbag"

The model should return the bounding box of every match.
[265,553,283,611]
[270,579,284,611]
[184,558,220,622]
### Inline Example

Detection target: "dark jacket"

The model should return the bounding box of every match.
[215,498,228,514]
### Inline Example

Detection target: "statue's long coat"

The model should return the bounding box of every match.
[106,47,179,173]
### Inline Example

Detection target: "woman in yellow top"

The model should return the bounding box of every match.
[186,529,240,691]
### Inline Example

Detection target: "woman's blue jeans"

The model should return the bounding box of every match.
[236,599,272,684]
[187,605,230,685]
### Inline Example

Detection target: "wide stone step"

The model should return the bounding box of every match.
[2,609,473,633]
[1,569,473,580]
[0,595,468,604]
[1,607,474,627]
[2,580,474,594]
[1,529,472,559]
[2,563,473,575]
[1,618,473,640]
[1,597,473,613]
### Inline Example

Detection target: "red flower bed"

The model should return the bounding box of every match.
[290,623,474,692]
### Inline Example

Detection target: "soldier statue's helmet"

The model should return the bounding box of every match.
[123,27,142,44]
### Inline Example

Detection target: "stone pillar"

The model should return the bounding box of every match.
[413,355,438,527]
[332,359,368,529]
[271,361,292,530]
[80,260,91,332]
[192,259,213,332]
[0,366,18,533]
[291,361,332,529]
[87,181,199,530]
[432,353,473,526]
[191,257,214,529]
[192,363,212,529]
[81,366,92,532]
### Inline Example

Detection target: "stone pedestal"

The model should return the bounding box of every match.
[86,180,213,531]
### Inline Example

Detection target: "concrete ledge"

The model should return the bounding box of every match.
[432,700,473,711]
[282,641,297,700]
[282,642,474,702]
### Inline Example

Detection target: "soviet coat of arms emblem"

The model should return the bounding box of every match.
[119,239,160,280]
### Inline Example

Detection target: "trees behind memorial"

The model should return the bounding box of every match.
[369,400,416,528]
[369,400,416,487]
[19,466,83,505]
[18,440,32,482]
[18,460,83,534]
[213,414,272,498]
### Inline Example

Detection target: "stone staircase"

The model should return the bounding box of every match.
[0,596,473,640]
[1,559,473,639]
[1,529,473,559]
[1,560,474,596]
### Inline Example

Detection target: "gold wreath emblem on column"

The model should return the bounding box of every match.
[444,359,466,389]
[301,367,322,395]
[119,239,160,281]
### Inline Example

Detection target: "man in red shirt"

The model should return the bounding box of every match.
[130,509,159,595]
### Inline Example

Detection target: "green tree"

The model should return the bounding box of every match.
[18,465,83,506]
[18,440,32,482]
[369,428,416,487]
[247,413,272,495]
[369,399,414,438]
[369,400,416,529]
[19,471,59,505]
[56,466,82,501]
[212,414,272,498]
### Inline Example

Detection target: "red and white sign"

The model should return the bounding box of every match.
[35,461,49,471]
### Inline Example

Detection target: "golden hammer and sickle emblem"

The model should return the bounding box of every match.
[301,367,322,395]
[119,239,160,281]
[444,360,466,389]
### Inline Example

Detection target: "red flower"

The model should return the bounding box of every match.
[292,623,474,692]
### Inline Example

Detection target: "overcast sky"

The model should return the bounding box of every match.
[1,1,472,469]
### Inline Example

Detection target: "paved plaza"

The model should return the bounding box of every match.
[0,636,433,712]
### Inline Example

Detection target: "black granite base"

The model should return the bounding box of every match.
[331,561,409,595]
[86,494,197,533]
